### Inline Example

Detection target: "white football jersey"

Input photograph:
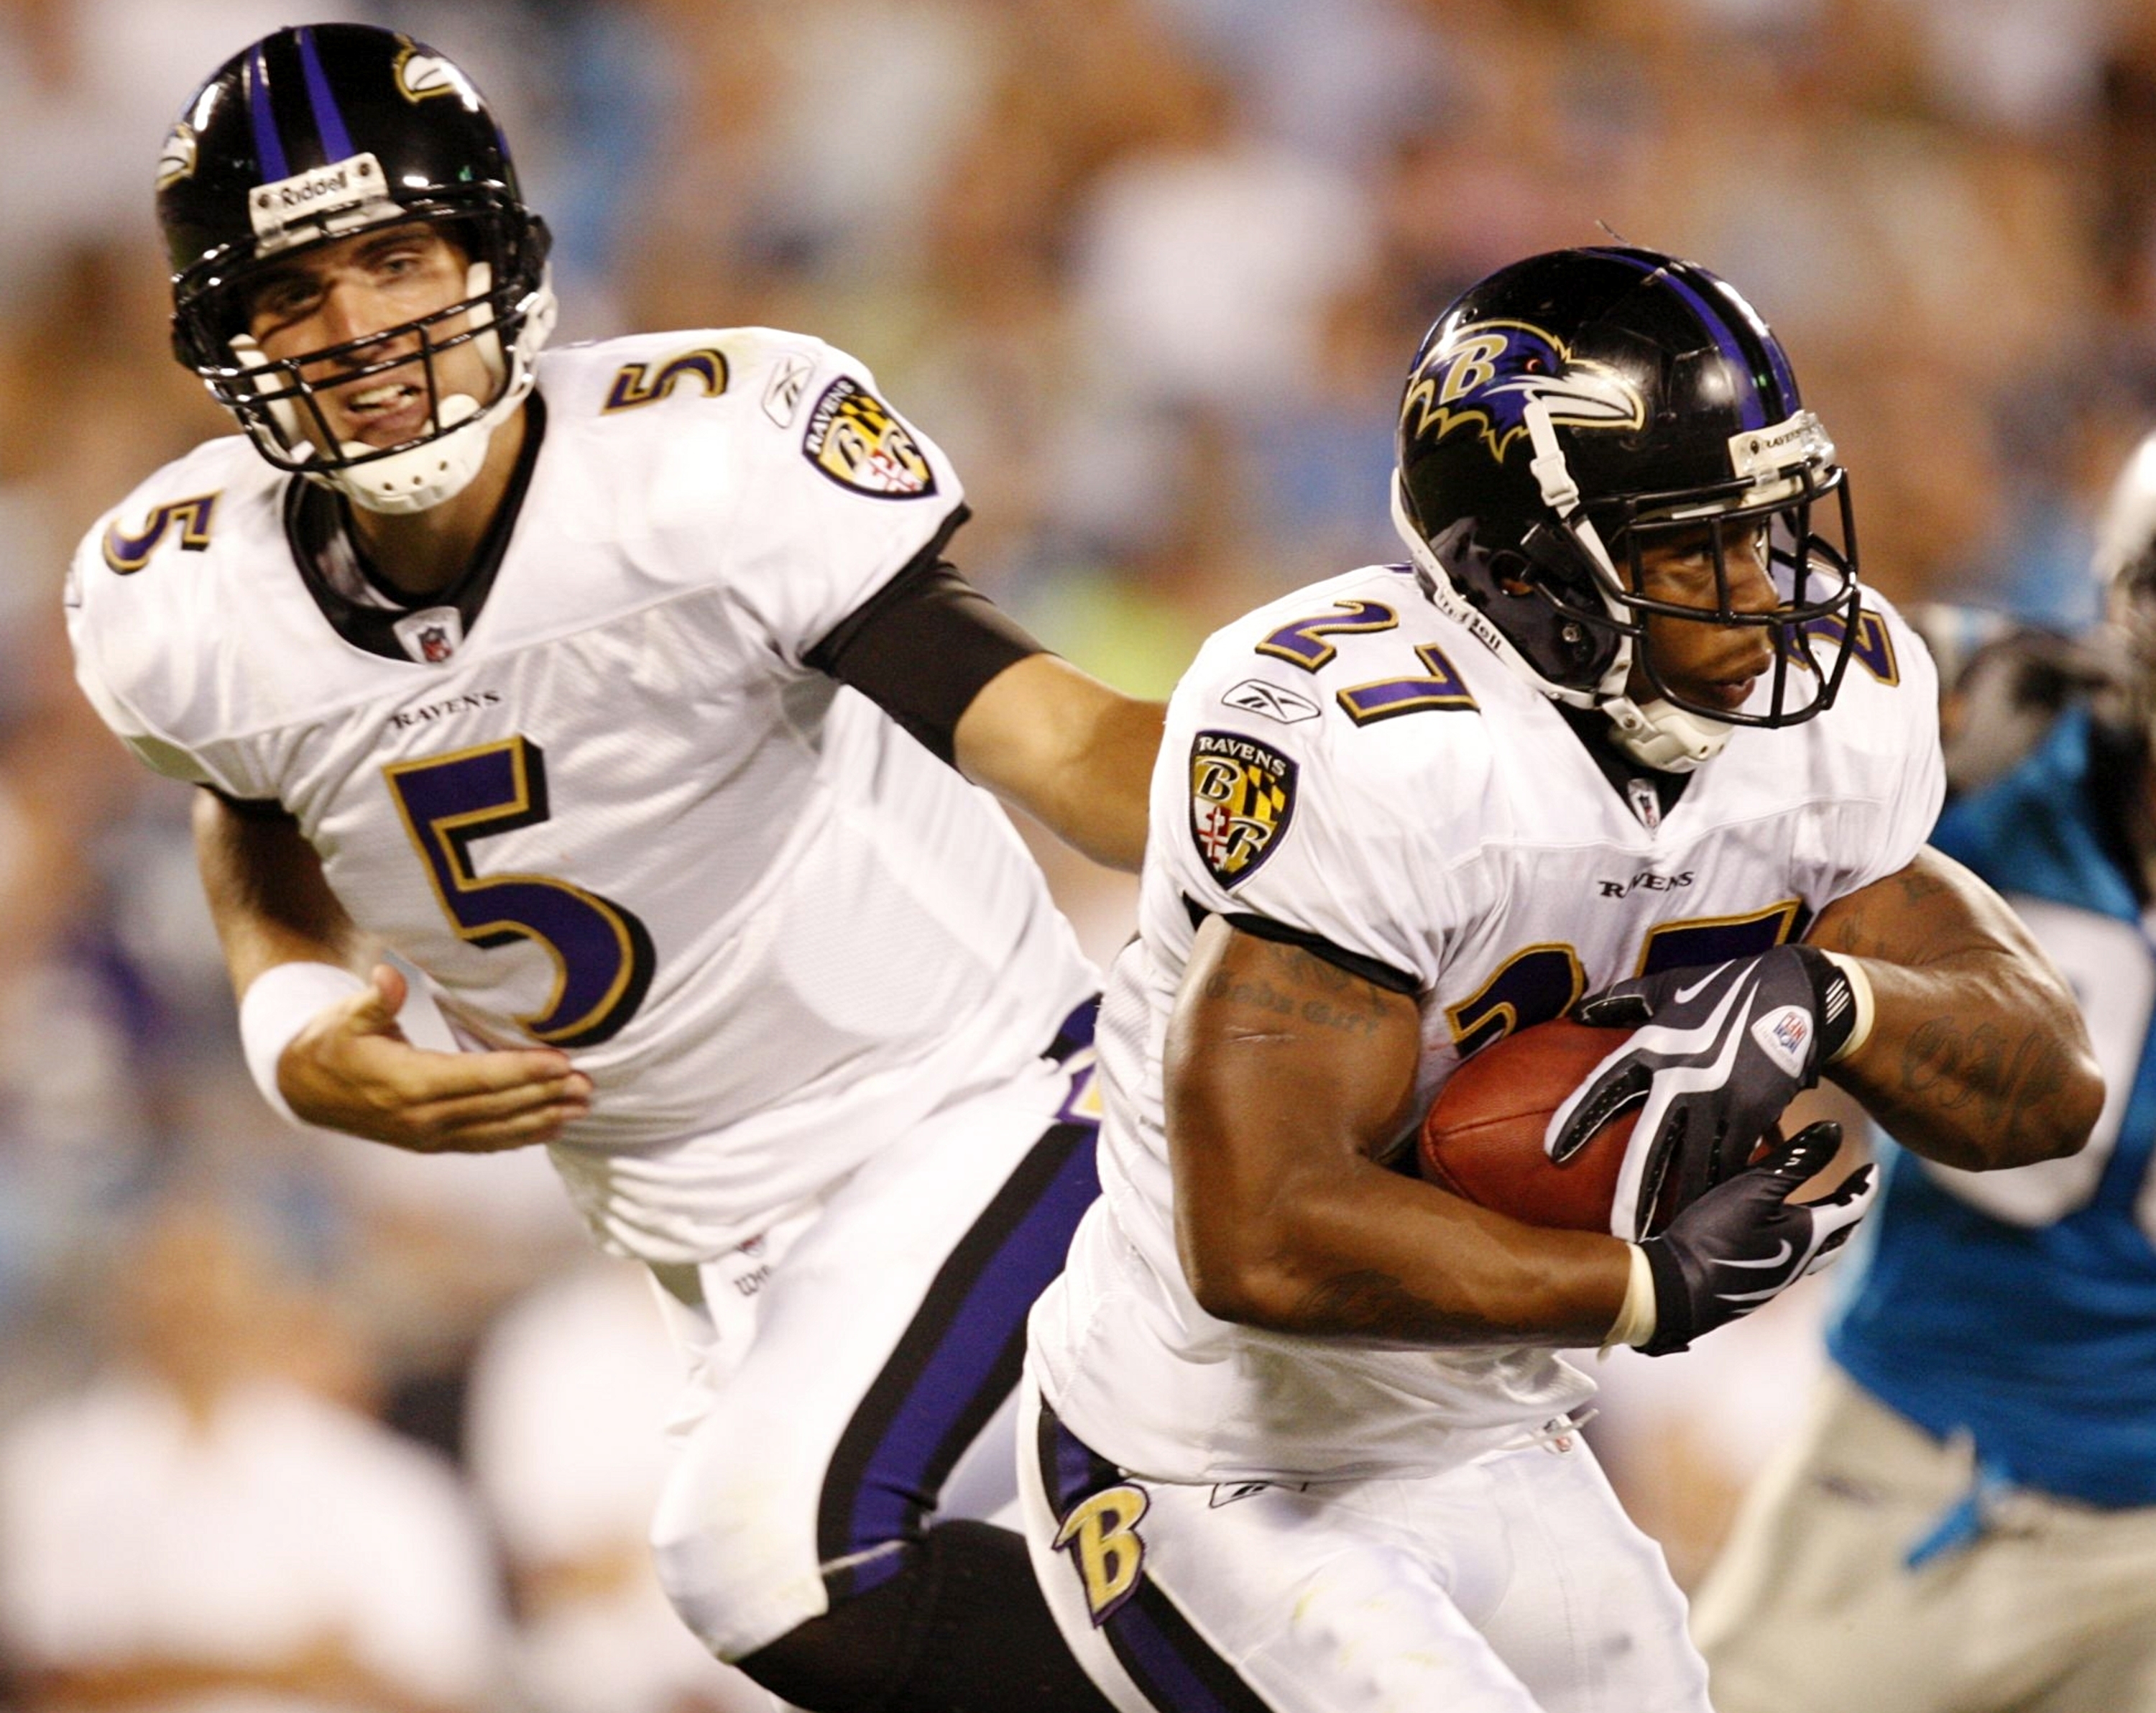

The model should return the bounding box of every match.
[1029,560,1943,1484]
[68,329,1096,1263]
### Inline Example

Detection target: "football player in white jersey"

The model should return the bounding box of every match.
[69,24,1158,1713]
[1018,246,2104,1713]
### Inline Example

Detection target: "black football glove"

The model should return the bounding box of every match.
[1634,1121,1874,1356]
[1547,945,1864,1241]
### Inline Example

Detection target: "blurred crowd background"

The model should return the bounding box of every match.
[3,0,2154,1706]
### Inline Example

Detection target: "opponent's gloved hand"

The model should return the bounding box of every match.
[1621,1122,1875,1356]
[1547,945,1871,1241]
[1910,607,2122,797]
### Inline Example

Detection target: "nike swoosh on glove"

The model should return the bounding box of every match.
[1634,1121,1875,1356]
[1546,945,1863,1241]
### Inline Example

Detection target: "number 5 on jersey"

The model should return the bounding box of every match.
[385,738,655,1047]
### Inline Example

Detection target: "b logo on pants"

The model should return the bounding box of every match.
[1053,1484,1151,1626]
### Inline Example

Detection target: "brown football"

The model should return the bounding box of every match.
[1417,1018,1643,1234]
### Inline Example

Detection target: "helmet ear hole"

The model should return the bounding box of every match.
[1487,548,1535,597]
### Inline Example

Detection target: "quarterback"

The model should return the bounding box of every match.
[1018,247,2104,1712]
[70,24,1153,1713]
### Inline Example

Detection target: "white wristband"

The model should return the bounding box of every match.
[240,961,367,1126]
[1819,949,1876,1065]
[1603,1242,1659,1352]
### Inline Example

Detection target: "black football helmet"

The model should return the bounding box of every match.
[1393,246,1861,770]
[159,24,555,513]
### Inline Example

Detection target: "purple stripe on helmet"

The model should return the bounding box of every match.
[842,1131,1102,1594]
[1758,311,1799,406]
[247,42,289,181]
[296,27,356,162]
[1588,248,1771,430]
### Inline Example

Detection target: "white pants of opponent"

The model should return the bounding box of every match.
[645,1034,1099,1663]
[1692,1365,2156,1713]
[1017,1376,1712,1713]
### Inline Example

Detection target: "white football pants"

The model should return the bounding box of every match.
[1019,1376,1710,1713]
[648,1039,1100,1661]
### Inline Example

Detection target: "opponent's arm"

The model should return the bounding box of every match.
[1805,845,2102,1170]
[954,654,1164,872]
[1167,914,1631,1344]
[194,789,590,1151]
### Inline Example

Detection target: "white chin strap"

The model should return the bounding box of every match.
[1596,695,1731,771]
[333,389,490,515]
[230,260,558,517]
[1391,412,1736,775]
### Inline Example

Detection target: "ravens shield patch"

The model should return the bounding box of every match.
[802,377,936,497]
[1189,730,1297,888]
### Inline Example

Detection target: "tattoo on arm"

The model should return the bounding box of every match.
[1897,1017,2073,1132]
[1199,940,1391,1037]
[1292,1269,1478,1342]
[1895,865,1952,909]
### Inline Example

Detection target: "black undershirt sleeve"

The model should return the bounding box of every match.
[200,783,297,826]
[1182,896,1423,996]
[804,512,1046,766]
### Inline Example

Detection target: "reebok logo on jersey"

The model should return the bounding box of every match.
[1189,730,1298,888]
[802,377,935,498]
[1220,679,1321,725]
[1750,1005,1812,1076]
[763,354,815,428]
[1207,1479,1307,1507]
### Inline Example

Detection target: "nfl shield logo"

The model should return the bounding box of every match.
[1625,776,1661,831]
[393,605,464,665]
[1189,730,1299,888]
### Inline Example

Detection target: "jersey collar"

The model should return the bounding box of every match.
[282,392,548,663]
[1556,700,1694,827]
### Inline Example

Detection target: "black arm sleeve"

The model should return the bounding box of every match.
[803,511,1047,765]
[200,783,296,826]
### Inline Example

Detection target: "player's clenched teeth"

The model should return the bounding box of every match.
[335,377,436,443]
[347,382,419,411]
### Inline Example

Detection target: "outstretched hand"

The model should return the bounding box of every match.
[277,963,592,1152]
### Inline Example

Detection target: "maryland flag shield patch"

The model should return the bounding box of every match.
[802,377,936,497]
[1189,730,1297,888]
